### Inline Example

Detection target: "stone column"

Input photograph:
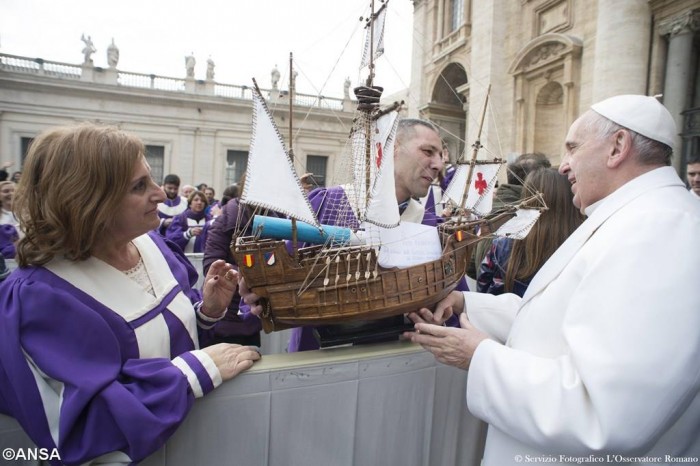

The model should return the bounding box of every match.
[408,0,426,118]
[468,0,507,151]
[660,10,699,171]
[591,0,650,101]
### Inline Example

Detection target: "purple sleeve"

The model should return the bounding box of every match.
[203,201,239,275]
[0,275,197,464]
[165,213,188,251]
[308,187,359,229]
[0,224,18,258]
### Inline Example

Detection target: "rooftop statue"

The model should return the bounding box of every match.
[107,38,119,68]
[81,34,96,65]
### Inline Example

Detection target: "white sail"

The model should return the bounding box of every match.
[443,161,502,215]
[360,2,387,69]
[346,111,399,228]
[241,91,320,227]
[495,208,541,239]
[364,110,400,227]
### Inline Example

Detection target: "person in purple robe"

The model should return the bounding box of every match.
[240,118,469,352]
[0,123,260,465]
[202,192,266,347]
[156,173,188,234]
[166,190,212,253]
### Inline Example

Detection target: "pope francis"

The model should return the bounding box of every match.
[407,95,700,465]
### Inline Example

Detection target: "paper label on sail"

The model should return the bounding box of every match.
[360,3,387,68]
[364,222,442,269]
[443,162,501,215]
[494,208,541,240]
[242,92,319,227]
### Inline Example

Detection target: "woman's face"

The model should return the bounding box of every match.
[109,158,166,242]
[190,194,206,213]
[0,183,15,208]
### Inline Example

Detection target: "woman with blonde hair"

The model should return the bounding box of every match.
[0,123,260,464]
[477,168,585,296]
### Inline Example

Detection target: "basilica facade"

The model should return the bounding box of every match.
[408,0,699,173]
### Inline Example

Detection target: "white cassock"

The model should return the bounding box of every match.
[462,167,700,465]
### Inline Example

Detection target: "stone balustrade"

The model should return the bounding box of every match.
[0,52,346,111]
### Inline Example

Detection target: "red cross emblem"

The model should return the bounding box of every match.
[376,142,383,168]
[474,172,488,195]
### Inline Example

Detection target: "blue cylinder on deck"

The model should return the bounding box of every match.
[252,215,352,245]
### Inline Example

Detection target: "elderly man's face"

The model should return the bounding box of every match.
[559,112,612,213]
[393,125,444,202]
[687,162,700,196]
[181,185,195,198]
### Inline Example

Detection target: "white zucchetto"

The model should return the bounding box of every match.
[591,95,677,150]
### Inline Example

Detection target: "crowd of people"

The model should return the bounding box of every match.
[0,94,698,464]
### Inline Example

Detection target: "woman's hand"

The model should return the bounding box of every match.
[201,260,238,319]
[201,343,261,381]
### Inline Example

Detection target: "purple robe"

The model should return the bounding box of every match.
[202,199,262,343]
[156,196,188,235]
[157,196,187,220]
[0,224,18,258]
[288,186,467,352]
[166,209,211,254]
[0,232,223,465]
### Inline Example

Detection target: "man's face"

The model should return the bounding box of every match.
[204,188,215,203]
[559,112,613,213]
[162,183,179,200]
[687,162,700,196]
[393,125,444,202]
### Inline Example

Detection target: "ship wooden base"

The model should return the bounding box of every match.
[233,227,485,333]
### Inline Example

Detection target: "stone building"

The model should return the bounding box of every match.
[409,0,699,173]
[0,52,356,194]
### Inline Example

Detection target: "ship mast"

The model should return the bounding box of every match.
[362,0,387,216]
[288,52,299,260]
[366,0,376,88]
[458,84,491,218]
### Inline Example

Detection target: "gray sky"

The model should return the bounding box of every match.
[0,0,415,99]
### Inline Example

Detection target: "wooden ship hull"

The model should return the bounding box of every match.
[233,223,494,333]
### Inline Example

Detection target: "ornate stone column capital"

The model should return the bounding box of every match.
[659,9,700,37]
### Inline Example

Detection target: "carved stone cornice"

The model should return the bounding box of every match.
[527,43,566,68]
[659,9,700,37]
[508,33,582,75]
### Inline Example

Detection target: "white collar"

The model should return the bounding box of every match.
[45,234,179,321]
[584,167,682,216]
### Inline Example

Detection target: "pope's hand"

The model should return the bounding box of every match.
[404,314,488,370]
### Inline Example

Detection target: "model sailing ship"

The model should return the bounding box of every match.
[232,0,545,333]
